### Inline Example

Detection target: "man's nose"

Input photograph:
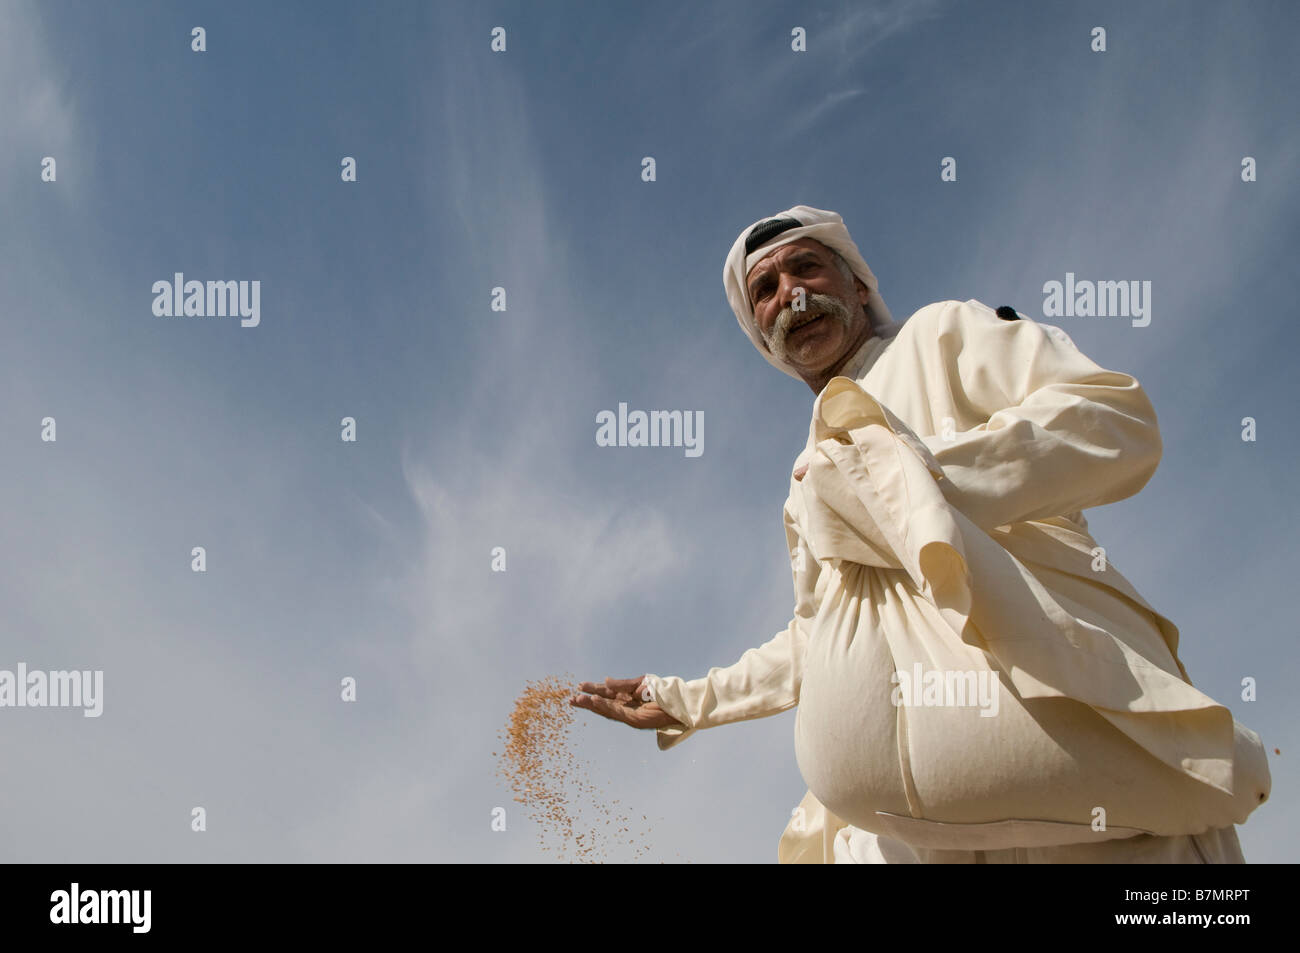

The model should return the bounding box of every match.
[777,273,805,311]
[757,273,802,335]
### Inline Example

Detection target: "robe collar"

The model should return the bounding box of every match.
[836,329,892,384]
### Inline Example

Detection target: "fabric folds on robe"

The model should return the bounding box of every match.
[645,299,1270,859]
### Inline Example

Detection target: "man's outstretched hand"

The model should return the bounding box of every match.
[570,676,683,731]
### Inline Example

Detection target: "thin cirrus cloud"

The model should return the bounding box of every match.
[0,1,78,178]
[784,87,869,140]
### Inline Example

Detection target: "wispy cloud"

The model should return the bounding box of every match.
[0,0,83,199]
[784,87,868,139]
[835,0,949,59]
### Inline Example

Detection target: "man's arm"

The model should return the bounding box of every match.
[645,617,807,751]
[909,300,1162,532]
[641,513,818,750]
[804,300,1162,540]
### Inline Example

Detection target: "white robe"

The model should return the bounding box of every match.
[645,299,1271,863]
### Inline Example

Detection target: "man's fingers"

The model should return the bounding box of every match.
[576,676,644,700]
[571,693,607,714]
[571,693,679,730]
[605,676,645,694]
[577,681,618,699]
[578,680,634,699]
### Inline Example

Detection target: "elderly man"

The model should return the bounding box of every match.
[572,205,1270,863]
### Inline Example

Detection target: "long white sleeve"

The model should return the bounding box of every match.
[910,301,1163,532]
[645,514,818,751]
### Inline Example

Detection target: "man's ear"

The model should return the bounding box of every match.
[854,277,870,309]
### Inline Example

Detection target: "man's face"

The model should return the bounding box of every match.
[745,238,872,378]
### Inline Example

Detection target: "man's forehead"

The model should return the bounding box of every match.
[746,238,833,281]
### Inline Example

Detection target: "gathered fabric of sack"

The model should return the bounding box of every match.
[646,298,1270,857]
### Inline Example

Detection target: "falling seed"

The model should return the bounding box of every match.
[495,674,655,862]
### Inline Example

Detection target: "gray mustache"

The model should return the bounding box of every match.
[767,294,850,357]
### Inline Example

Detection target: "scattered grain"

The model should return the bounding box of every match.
[496,674,655,862]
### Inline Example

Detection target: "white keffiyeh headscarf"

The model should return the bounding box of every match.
[724,205,902,379]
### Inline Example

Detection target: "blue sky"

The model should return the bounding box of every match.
[2,0,1296,862]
